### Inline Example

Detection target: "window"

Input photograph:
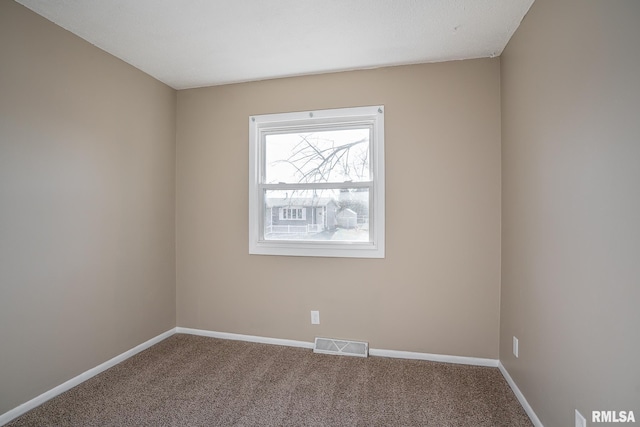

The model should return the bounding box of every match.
[280,207,306,221]
[249,105,385,258]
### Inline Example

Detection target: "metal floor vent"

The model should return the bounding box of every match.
[313,337,369,358]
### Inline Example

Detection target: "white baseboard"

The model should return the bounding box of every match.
[177,328,498,367]
[0,328,176,427]
[369,348,499,367]
[498,361,544,427]
[176,327,314,349]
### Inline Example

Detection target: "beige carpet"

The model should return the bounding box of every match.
[7,334,532,426]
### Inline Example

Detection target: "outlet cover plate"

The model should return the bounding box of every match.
[311,310,320,324]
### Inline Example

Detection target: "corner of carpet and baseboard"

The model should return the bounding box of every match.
[498,361,544,427]
[0,328,177,426]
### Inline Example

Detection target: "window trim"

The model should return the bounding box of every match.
[249,105,385,258]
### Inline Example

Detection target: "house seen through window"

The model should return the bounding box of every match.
[249,106,385,258]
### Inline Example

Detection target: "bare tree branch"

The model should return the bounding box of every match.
[282,136,367,183]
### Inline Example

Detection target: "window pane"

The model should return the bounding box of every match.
[265,128,370,184]
[264,188,370,242]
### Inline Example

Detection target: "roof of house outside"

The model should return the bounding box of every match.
[265,197,337,208]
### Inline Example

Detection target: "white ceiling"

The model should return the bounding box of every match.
[16,0,534,90]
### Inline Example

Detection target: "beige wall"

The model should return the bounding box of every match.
[0,1,176,414]
[176,59,502,359]
[500,0,640,425]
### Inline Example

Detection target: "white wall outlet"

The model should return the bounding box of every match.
[311,310,320,325]
[575,409,586,427]
[513,336,519,358]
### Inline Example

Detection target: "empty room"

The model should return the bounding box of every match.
[1,0,638,426]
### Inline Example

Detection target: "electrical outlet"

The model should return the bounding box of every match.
[311,310,320,325]
[575,409,586,427]
[513,336,519,358]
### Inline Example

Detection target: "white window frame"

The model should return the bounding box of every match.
[249,105,385,258]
